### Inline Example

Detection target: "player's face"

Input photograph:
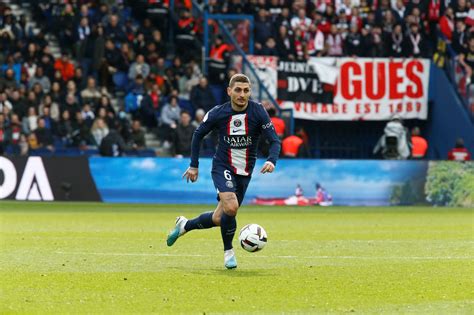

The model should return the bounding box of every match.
[228,82,251,108]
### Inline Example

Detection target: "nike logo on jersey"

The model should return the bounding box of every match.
[229,114,247,135]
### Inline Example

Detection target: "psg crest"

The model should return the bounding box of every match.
[234,119,242,127]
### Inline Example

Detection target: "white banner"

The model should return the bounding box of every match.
[279,58,430,121]
[241,56,430,121]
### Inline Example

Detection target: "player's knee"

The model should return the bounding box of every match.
[223,200,239,216]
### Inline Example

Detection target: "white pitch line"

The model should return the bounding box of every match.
[54,251,473,260]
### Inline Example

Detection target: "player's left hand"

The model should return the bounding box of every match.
[183,167,199,183]
[260,161,275,174]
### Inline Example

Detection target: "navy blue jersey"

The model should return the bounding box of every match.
[190,100,281,176]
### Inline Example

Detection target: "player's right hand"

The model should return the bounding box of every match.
[182,167,199,183]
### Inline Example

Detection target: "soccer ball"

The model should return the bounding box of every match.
[238,223,267,252]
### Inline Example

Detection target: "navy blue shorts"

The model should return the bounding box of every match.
[211,164,251,206]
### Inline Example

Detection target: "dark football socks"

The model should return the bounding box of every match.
[184,211,215,231]
[220,212,237,250]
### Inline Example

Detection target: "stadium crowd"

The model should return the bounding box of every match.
[0,0,471,160]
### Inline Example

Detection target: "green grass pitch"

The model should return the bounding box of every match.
[0,202,472,314]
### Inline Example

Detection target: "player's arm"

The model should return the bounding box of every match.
[183,109,217,182]
[259,106,281,174]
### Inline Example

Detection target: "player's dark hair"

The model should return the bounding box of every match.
[229,74,250,87]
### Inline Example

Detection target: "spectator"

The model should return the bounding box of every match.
[439,7,455,41]
[275,25,296,60]
[50,81,63,104]
[0,68,19,91]
[39,50,55,79]
[38,94,60,122]
[98,96,117,123]
[27,133,39,150]
[28,67,51,93]
[344,23,363,56]
[392,0,406,22]
[411,127,428,159]
[25,91,39,110]
[208,36,231,84]
[65,80,79,100]
[18,134,29,156]
[32,83,45,102]
[192,108,206,128]
[23,43,40,64]
[386,24,405,57]
[178,65,199,100]
[81,77,102,105]
[448,138,472,161]
[58,3,76,52]
[40,106,56,132]
[91,118,109,146]
[190,77,217,112]
[405,23,426,58]
[73,67,87,91]
[57,110,74,146]
[0,92,13,113]
[275,7,292,31]
[62,93,81,116]
[268,108,286,139]
[364,26,385,57]
[453,0,469,21]
[173,111,195,157]
[81,104,96,127]
[99,38,123,87]
[281,133,306,158]
[92,25,106,78]
[291,8,312,32]
[54,53,75,82]
[175,9,198,62]
[326,25,344,56]
[34,117,54,150]
[159,96,181,143]
[75,17,91,59]
[130,119,146,150]
[458,37,474,84]
[373,116,411,159]
[133,32,147,56]
[22,106,38,134]
[307,24,325,57]
[257,37,279,56]
[149,83,161,111]
[255,9,273,46]
[99,129,128,157]
[9,114,22,154]
[128,54,150,80]
[9,89,28,120]
[72,111,93,146]
[105,14,127,44]
[452,19,467,54]
[151,30,166,59]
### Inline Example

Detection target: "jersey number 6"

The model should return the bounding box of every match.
[224,170,232,181]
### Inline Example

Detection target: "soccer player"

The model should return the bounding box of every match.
[166,74,281,269]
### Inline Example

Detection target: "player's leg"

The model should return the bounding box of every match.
[218,174,251,269]
[166,202,223,247]
[184,201,223,230]
[219,191,239,269]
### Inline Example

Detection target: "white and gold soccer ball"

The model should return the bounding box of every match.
[238,223,267,252]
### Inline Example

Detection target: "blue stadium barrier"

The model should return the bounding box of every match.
[88,157,433,206]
